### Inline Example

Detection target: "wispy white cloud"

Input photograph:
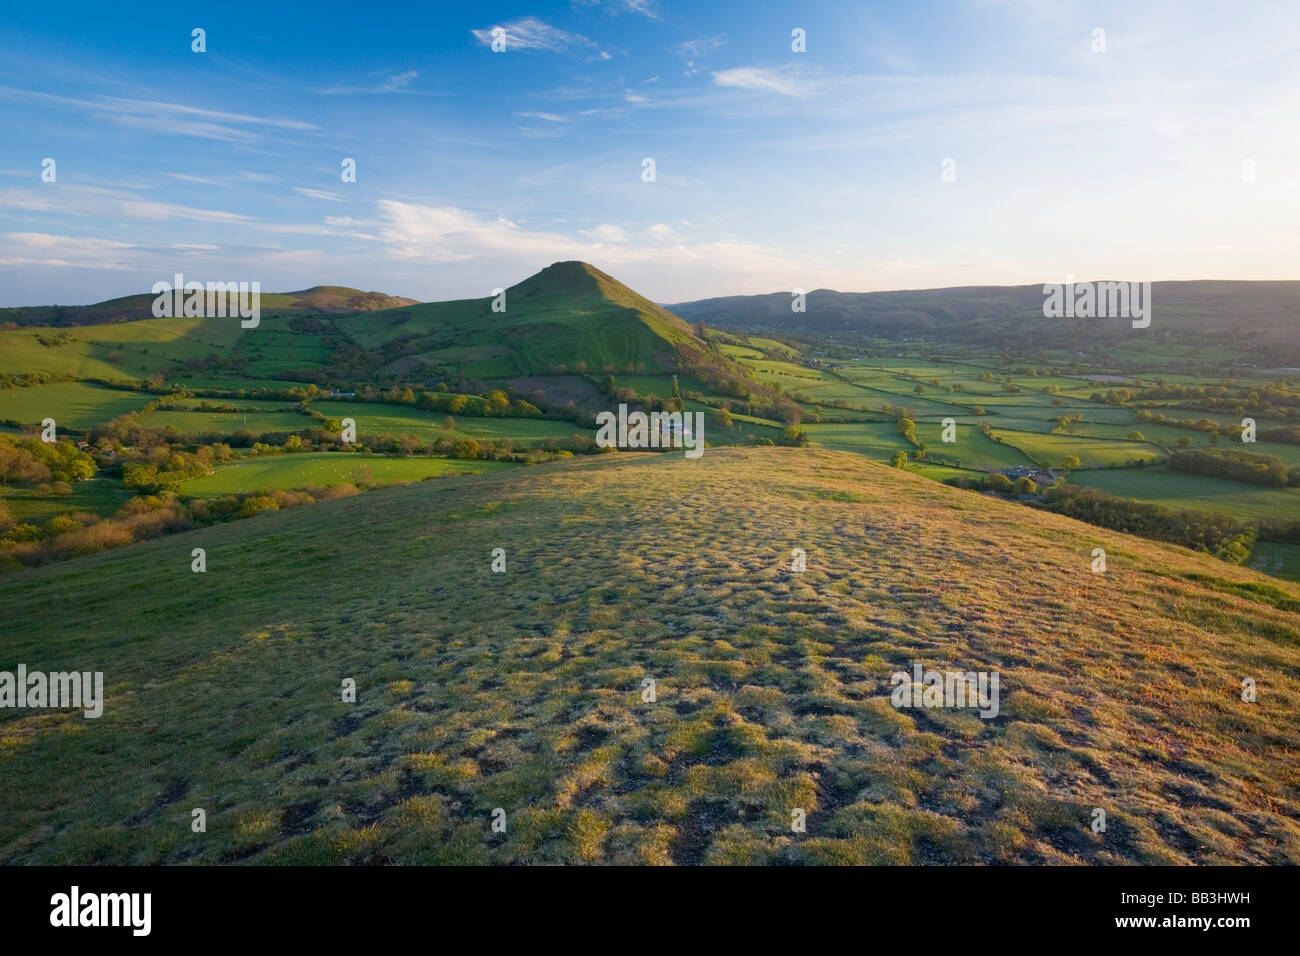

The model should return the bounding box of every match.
[470,17,606,58]
[674,35,726,60]
[619,0,660,20]
[165,173,225,186]
[0,232,136,269]
[293,187,345,202]
[579,224,630,242]
[711,66,808,97]
[121,200,255,223]
[0,184,255,223]
[97,96,315,131]
[573,0,660,19]
[673,34,726,76]
[383,70,418,90]
[0,85,316,142]
[320,70,427,95]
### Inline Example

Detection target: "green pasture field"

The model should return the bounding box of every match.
[744,337,798,352]
[0,477,134,522]
[678,401,784,442]
[615,375,710,397]
[177,453,514,495]
[780,373,976,417]
[0,382,155,429]
[993,430,1162,468]
[138,409,312,434]
[913,423,1039,470]
[170,398,301,412]
[718,344,763,360]
[799,422,912,461]
[951,414,1059,434]
[311,401,594,443]
[0,316,244,380]
[168,376,318,391]
[1247,539,1300,581]
[1068,466,1300,521]
[904,462,986,482]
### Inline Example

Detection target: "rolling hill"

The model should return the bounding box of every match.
[2,446,1296,864]
[336,261,716,379]
[0,286,419,328]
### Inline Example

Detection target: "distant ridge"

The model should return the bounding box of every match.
[668,279,1300,355]
[0,286,419,328]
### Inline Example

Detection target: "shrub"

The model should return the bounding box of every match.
[46,515,83,536]
[3,520,47,543]
[47,521,134,560]
[982,473,1013,493]
[239,495,280,518]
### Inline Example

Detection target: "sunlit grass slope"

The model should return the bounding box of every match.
[1,447,1297,864]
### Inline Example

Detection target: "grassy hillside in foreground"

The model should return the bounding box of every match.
[1,446,1297,864]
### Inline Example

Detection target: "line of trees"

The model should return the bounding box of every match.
[1169,448,1299,487]
[1031,483,1265,564]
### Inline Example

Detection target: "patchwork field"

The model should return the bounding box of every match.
[2,448,1296,865]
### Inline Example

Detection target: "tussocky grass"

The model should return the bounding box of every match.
[0,446,1296,864]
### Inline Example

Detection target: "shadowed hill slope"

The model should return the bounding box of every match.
[1,446,1297,864]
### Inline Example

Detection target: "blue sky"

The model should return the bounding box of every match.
[1,0,1297,306]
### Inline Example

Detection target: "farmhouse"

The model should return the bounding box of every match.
[1000,465,1056,485]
